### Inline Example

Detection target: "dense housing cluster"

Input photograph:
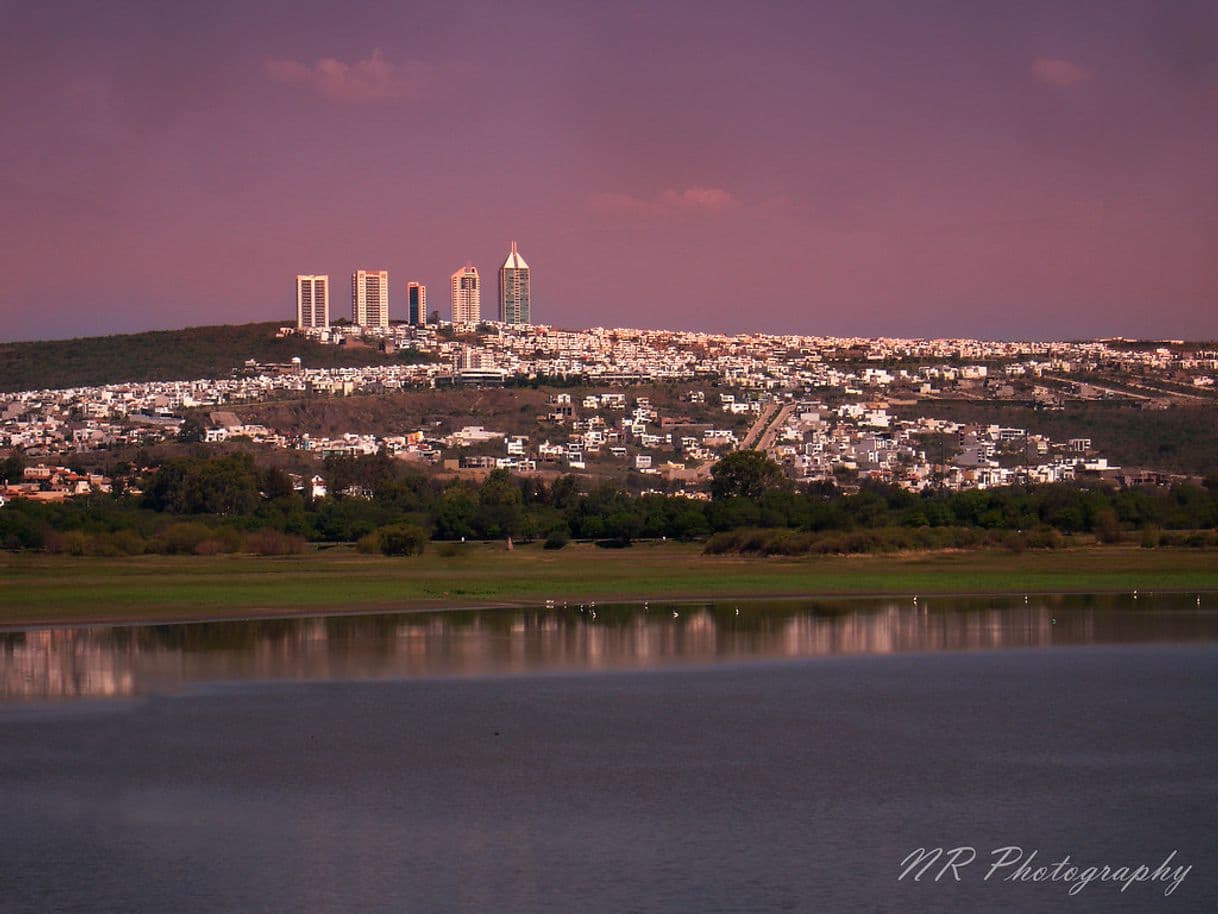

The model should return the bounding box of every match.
[2,324,1216,509]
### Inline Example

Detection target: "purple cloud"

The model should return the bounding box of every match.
[264,49,430,104]
[590,186,739,217]
[1030,57,1092,87]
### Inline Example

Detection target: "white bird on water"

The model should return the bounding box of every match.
[735,607,740,617]
[672,610,680,619]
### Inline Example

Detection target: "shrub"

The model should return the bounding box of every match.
[42,529,147,556]
[102,529,147,556]
[544,527,570,550]
[193,537,229,556]
[152,522,213,555]
[1025,526,1064,550]
[1002,531,1027,554]
[244,529,307,556]
[1093,508,1124,544]
[148,522,241,555]
[759,530,814,556]
[45,530,91,556]
[375,523,428,557]
[703,531,743,554]
[703,525,1052,557]
[355,532,381,554]
[111,528,149,558]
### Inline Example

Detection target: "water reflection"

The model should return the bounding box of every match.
[2,594,1215,700]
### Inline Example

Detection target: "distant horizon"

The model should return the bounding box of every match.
[3,315,1215,349]
[3,1,1215,342]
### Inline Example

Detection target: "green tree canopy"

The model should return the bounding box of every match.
[143,453,260,515]
[1,451,25,485]
[477,469,525,538]
[710,450,786,500]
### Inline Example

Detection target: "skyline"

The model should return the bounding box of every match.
[295,240,534,328]
[2,0,1216,343]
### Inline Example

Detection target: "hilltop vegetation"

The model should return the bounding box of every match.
[0,321,426,392]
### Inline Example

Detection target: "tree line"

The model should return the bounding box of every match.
[2,450,1217,556]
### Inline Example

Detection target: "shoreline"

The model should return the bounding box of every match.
[3,584,1216,633]
[5,542,1218,630]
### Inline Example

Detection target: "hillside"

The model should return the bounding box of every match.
[224,384,736,439]
[0,322,428,392]
[891,400,1218,477]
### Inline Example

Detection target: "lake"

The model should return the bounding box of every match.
[1,595,1215,912]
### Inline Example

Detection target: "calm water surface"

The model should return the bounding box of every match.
[2,593,1216,700]
[1,596,1215,913]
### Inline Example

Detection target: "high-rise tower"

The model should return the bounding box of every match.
[351,270,389,328]
[296,275,329,329]
[450,264,480,324]
[498,241,531,325]
[407,282,427,326]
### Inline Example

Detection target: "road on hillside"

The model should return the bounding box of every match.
[687,400,790,481]
[738,401,781,450]
[1044,373,1211,403]
[756,402,797,454]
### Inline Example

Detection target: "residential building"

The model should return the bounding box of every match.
[407,282,427,326]
[498,241,531,325]
[296,275,329,329]
[351,270,390,328]
[451,263,480,324]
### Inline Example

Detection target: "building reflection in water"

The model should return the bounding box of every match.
[1,594,1213,700]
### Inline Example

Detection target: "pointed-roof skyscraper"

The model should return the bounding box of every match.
[498,241,531,326]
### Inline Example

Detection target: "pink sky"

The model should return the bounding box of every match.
[1,0,1215,342]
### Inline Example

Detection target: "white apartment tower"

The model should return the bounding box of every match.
[450,263,480,324]
[296,275,329,329]
[351,269,390,328]
[498,241,531,325]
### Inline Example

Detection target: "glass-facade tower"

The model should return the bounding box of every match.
[498,241,531,325]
